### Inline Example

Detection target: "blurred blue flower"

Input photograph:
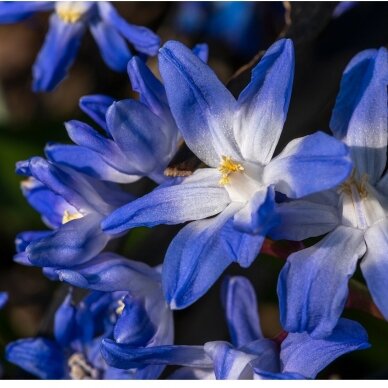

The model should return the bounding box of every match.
[102,39,352,309]
[6,290,156,379]
[14,157,132,272]
[277,47,388,338]
[101,276,369,380]
[0,292,7,309]
[56,252,174,379]
[0,1,160,91]
[46,44,209,184]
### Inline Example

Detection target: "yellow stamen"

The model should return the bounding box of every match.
[218,155,244,186]
[62,210,83,224]
[115,299,125,315]
[56,2,87,23]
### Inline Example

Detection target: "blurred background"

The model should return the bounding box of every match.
[0,1,388,379]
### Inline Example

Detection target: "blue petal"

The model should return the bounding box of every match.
[0,292,8,309]
[127,57,170,118]
[20,177,76,228]
[204,341,257,379]
[113,297,155,346]
[192,43,209,63]
[64,120,130,172]
[330,48,388,184]
[57,252,161,295]
[89,17,132,72]
[236,39,294,164]
[265,131,352,199]
[361,218,388,319]
[79,94,115,132]
[75,300,95,345]
[105,99,177,176]
[163,204,244,309]
[32,14,85,91]
[26,213,109,268]
[0,2,53,24]
[97,2,160,56]
[45,143,139,184]
[102,169,230,235]
[101,340,212,370]
[233,186,278,234]
[159,40,239,167]
[280,318,370,379]
[54,292,77,346]
[278,226,366,338]
[221,276,262,348]
[269,200,340,241]
[15,230,52,253]
[6,338,65,379]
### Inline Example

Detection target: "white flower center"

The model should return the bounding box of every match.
[68,353,99,380]
[56,2,91,23]
[218,155,263,203]
[339,172,387,230]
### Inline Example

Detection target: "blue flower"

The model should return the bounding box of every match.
[101,276,369,380]
[55,252,174,379]
[0,1,160,91]
[0,292,7,309]
[276,47,388,338]
[45,44,209,184]
[14,157,132,271]
[101,38,352,309]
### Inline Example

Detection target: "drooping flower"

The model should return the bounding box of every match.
[101,38,352,309]
[276,47,388,338]
[0,1,160,91]
[46,44,208,184]
[101,276,369,380]
[14,157,132,272]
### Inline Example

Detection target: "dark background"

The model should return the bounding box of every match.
[0,1,388,379]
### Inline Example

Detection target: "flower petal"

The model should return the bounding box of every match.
[159,40,239,167]
[169,367,215,380]
[0,1,54,23]
[330,48,388,184]
[102,169,230,235]
[101,340,212,370]
[163,204,243,309]
[264,131,352,199]
[360,218,388,319]
[278,226,366,338]
[235,39,294,164]
[6,338,65,379]
[280,318,370,379]
[26,213,109,268]
[89,16,132,72]
[269,200,340,241]
[192,43,209,63]
[106,99,177,175]
[32,14,85,91]
[204,341,257,380]
[221,276,262,348]
[54,292,77,346]
[57,252,161,296]
[79,94,115,132]
[233,186,278,234]
[98,2,160,56]
[45,143,139,184]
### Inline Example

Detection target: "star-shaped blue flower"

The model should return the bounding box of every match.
[276,47,388,338]
[0,1,160,91]
[101,38,353,309]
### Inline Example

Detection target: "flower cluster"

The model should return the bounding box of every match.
[1,1,388,380]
